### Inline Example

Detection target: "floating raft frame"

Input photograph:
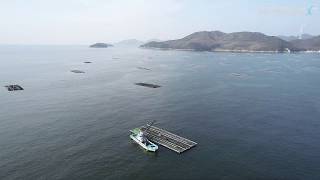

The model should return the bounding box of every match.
[135,83,161,88]
[5,85,24,91]
[71,70,85,73]
[141,125,197,153]
[137,67,151,71]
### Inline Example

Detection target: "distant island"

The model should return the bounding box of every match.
[141,31,320,53]
[114,39,144,47]
[114,39,162,47]
[89,43,113,48]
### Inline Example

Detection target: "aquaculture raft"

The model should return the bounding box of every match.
[140,125,197,153]
[135,83,161,88]
[5,85,24,91]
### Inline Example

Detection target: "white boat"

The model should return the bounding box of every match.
[130,128,158,152]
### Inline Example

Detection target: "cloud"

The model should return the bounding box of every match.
[259,6,305,16]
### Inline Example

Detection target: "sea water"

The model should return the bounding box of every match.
[0,45,320,179]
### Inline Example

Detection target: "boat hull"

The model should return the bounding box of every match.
[130,134,158,152]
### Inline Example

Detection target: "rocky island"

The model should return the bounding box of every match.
[89,43,113,48]
[141,31,320,52]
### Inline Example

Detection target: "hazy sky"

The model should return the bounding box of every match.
[1,0,320,45]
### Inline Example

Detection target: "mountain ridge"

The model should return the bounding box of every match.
[141,31,320,52]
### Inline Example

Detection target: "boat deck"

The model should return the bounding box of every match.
[140,125,197,153]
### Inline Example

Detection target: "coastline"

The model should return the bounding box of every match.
[140,46,320,54]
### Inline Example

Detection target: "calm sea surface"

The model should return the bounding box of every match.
[0,45,320,180]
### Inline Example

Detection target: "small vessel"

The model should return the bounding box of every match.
[130,125,158,152]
